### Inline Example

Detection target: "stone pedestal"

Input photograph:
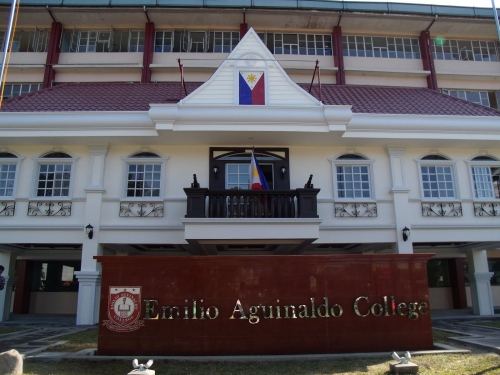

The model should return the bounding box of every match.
[390,362,419,374]
[128,370,155,375]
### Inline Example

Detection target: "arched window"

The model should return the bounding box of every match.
[330,153,374,199]
[35,152,75,198]
[0,152,20,198]
[469,156,500,199]
[418,154,456,199]
[123,152,167,199]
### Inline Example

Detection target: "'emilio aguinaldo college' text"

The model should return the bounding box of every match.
[142,296,429,324]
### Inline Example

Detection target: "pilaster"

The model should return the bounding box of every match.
[74,271,102,325]
[419,30,438,91]
[466,249,494,315]
[332,26,345,85]
[42,22,62,89]
[386,147,413,254]
[141,22,155,84]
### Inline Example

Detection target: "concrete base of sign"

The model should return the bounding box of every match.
[389,362,419,374]
[127,370,154,375]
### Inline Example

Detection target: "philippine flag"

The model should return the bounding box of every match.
[250,150,269,190]
[239,71,265,105]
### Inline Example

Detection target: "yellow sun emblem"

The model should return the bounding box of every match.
[246,74,257,83]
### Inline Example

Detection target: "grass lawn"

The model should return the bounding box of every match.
[473,321,500,329]
[0,326,28,335]
[31,328,499,375]
[23,354,500,375]
[44,329,98,352]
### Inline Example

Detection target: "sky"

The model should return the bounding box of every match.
[360,0,495,8]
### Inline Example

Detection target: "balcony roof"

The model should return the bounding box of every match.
[2,82,500,117]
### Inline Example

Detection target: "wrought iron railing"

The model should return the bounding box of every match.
[184,188,320,219]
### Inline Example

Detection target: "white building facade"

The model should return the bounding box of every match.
[0,1,499,325]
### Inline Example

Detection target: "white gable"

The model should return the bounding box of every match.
[181,28,322,107]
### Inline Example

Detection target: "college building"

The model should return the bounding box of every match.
[0,0,499,327]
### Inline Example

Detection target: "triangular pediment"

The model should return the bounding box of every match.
[181,28,322,107]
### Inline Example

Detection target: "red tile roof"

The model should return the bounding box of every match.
[1,82,500,117]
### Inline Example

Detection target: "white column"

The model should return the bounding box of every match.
[466,249,494,315]
[386,147,413,254]
[0,250,17,321]
[75,145,108,325]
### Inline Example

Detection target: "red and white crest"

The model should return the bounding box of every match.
[103,287,144,332]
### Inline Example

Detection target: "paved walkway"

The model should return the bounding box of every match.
[0,311,499,360]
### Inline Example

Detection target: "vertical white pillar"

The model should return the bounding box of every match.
[386,147,413,254]
[75,145,108,325]
[466,249,494,315]
[0,250,17,321]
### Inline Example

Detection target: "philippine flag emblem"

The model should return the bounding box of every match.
[239,71,265,105]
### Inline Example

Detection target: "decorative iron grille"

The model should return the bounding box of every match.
[421,202,462,217]
[473,202,500,217]
[334,202,377,217]
[27,201,72,216]
[0,201,15,216]
[119,202,164,217]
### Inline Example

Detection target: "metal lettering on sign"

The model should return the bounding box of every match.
[103,287,144,332]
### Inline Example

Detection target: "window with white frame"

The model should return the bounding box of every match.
[331,154,374,199]
[61,29,144,52]
[257,33,332,56]
[0,28,50,52]
[213,31,239,53]
[441,89,490,107]
[124,152,167,199]
[34,152,75,198]
[342,35,420,59]
[469,156,500,199]
[0,152,20,198]
[2,83,42,100]
[155,31,173,52]
[432,38,498,61]
[418,155,457,199]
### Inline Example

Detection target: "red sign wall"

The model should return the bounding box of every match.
[96,254,433,355]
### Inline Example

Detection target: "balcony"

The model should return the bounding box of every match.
[182,188,322,255]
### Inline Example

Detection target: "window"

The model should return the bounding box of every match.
[441,89,490,107]
[342,35,420,59]
[427,259,451,288]
[154,31,239,53]
[432,38,498,61]
[0,28,50,52]
[468,156,500,199]
[330,154,374,200]
[123,152,167,199]
[418,155,457,199]
[61,29,144,52]
[33,152,76,199]
[155,31,173,52]
[0,152,20,198]
[258,33,332,56]
[210,148,289,190]
[2,83,41,100]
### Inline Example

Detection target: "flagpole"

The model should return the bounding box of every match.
[0,0,20,108]
[492,0,500,43]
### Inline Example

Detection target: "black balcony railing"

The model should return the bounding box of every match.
[184,188,320,219]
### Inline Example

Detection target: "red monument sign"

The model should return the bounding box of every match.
[96,254,433,355]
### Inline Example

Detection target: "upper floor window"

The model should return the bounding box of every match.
[154,30,239,53]
[210,148,289,190]
[330,154,374,200]
[342,35,420,59]
[0,152,20,198]
[61,29,144,53]
[432,38,498,61]
[2,83,42,100]
[34,152,76,198]
[123,152,167,199]
[258,32,332,56]
[468,156,500,199]
[418,155,457,199]
[441,89,490,107]
[0,28,50,52]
